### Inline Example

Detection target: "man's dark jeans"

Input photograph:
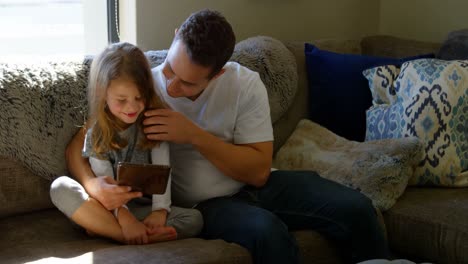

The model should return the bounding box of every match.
[195,170,389,264]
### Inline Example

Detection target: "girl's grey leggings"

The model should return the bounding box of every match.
[50,176,203,239]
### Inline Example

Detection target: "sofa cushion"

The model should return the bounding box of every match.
[231,36,298,123]
[0,156,53,218]
[0,208,344,264]
[437,28,468,60]
[0,209,252,264]
[384,187,468,263]
[274,119,423,211]
[365,59,468,186]
[304,43,433,141]
[361,35,441,59]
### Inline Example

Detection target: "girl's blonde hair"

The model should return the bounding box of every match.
[87,42,165,156]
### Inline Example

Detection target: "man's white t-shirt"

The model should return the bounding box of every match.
[152,61,273,208]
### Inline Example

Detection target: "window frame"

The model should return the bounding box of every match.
[107,0,120,43]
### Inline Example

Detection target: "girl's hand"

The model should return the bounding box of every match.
[85,176,142,210]
[117,207,148,245]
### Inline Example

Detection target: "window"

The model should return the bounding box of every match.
[0,0,109,62]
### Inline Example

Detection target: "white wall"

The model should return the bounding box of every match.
[122,0,380,51]
[379,0,468,42]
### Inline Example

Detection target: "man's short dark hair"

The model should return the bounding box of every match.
[175,9,236,78]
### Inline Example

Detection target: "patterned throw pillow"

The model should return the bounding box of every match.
[365,59,468,186]
[274,119,423,211]
[305,43,433,142]
[363,65,400,106]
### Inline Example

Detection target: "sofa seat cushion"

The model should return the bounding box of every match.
[0,209,252,264]
[1,209,345,264]
[28,238,252,264]
[384,187,468,263]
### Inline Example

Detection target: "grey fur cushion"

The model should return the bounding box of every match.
[0,61,89,181]
[231,36,298,123]
[0,54,163,183]
[145,50,168,68]
[274,119,423,211]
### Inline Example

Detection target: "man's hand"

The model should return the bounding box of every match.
[143,108,273,187]
[83,176,142,210]
[143,109,201,144]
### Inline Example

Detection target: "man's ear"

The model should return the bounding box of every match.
[212,68,226,80]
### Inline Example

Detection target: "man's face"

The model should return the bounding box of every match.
[162,40,213,101]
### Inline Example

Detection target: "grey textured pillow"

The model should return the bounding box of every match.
[145,50,168,68]
[231,36,298,123]
[0,61,89,180]
[274,119,423,211]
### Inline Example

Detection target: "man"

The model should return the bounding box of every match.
[64,9,389,264]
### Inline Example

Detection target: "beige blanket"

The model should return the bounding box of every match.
[274,119,423,211]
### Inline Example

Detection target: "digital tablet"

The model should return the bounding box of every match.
[116,162,170,195]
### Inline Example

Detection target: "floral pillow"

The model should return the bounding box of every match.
[364,59,468,186]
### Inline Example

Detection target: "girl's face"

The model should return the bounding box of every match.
[106,77,145,125]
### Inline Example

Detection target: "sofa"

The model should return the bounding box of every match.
[1,34,467,264]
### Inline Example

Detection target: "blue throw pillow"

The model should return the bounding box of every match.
[304,43,433,141]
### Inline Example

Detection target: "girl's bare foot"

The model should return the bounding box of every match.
[147,226,177,243]
[86,229,97,237]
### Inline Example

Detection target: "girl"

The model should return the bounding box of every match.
[50,42,203,245]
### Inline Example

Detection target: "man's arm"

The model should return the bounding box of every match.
[192,131,272,187]
[143,109,272,187]
[66,127,142,210]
